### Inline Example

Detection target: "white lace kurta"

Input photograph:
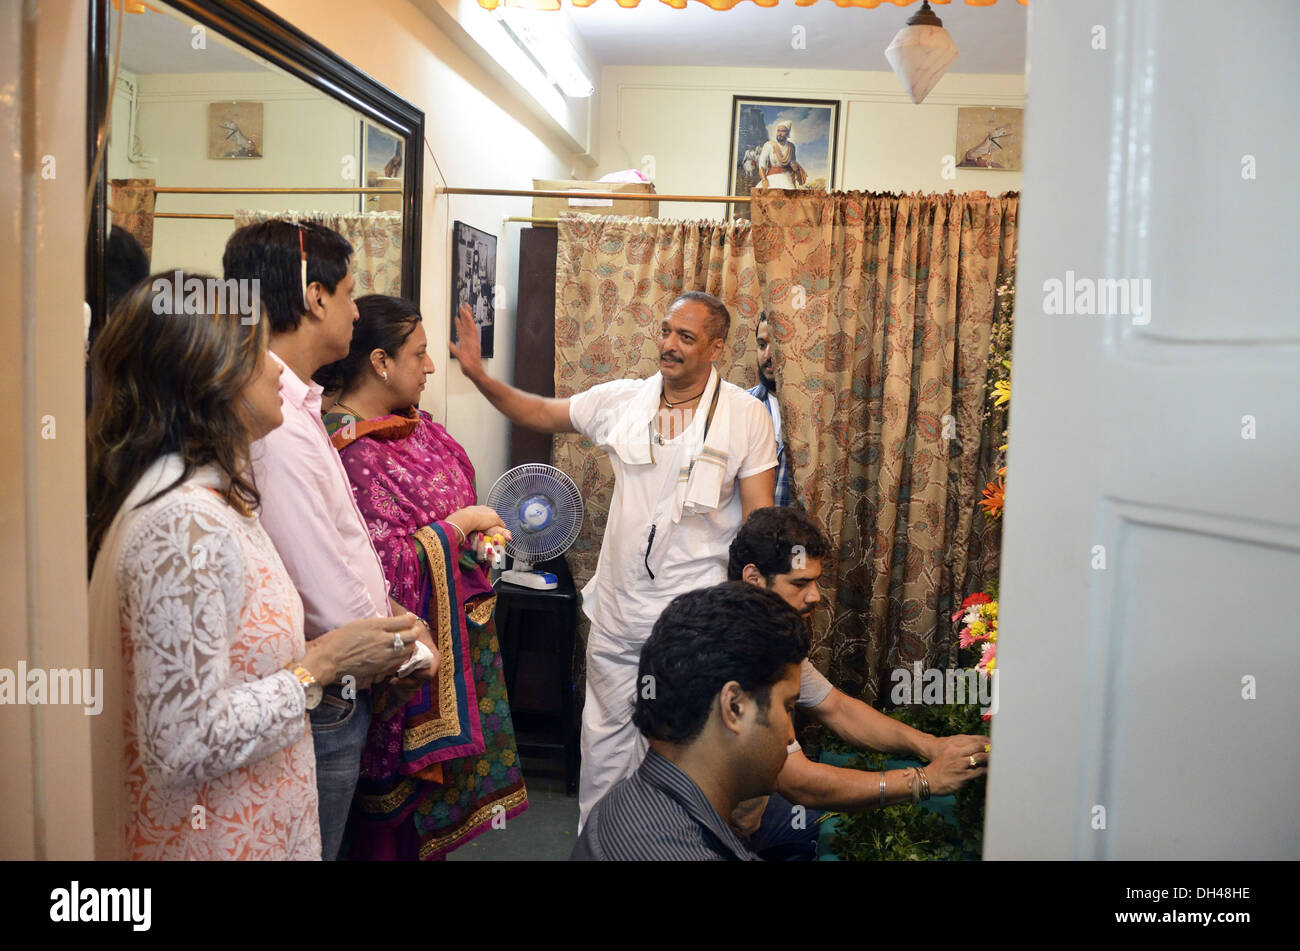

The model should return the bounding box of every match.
[91,458,321,860]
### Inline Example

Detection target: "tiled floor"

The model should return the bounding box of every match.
[446,756,580,862]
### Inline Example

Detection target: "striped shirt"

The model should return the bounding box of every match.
[570,751,758,861]
[747,383,792,507]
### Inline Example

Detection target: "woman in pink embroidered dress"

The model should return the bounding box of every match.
[318,295,528,860]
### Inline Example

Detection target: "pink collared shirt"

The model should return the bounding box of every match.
[251,351,391,637]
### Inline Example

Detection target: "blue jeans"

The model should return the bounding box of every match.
[309,687,371,861]
[752,792,823,861]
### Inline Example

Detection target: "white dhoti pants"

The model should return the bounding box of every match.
[762,171,796,189]
[577,623,650,831]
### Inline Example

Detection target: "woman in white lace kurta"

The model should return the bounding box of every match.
[93,456,320,860]
[88,270,426,860]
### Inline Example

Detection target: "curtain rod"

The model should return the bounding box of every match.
[443,186,750,204]
[144,186,402,195]
[153,212,234,220]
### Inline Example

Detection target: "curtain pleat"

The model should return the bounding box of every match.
[752,190,1017,702]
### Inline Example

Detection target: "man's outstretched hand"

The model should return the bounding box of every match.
[448,302,482,378]
[922,734,989,796]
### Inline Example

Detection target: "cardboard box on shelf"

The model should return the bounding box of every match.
[532,179,658,220]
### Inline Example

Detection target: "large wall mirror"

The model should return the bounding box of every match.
[86,0,424,340]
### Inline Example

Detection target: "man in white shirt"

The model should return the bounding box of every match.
[224,220,436,859]
[450,291,776,827]
[758,120,806,190]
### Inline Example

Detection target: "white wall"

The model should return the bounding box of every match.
[597,65,1024,220]
[108,68,359,276]
[3,0,95,860]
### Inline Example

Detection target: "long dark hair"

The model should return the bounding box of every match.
[314,294,422,393]
[87,271,268,562]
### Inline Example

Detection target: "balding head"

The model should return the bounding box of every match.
[671,291,731,343]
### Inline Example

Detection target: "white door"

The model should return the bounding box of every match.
[984,0,1300,859]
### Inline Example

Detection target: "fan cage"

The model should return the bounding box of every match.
[486,464,584,564]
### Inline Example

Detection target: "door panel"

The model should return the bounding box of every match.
[984,0,1300,859]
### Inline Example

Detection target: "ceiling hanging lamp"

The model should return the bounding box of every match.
[884,0,960,105]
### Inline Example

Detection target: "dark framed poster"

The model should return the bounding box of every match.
[727,95,840,220]
[450,220,496,359]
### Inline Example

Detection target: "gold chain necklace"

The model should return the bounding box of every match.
[332,400,367,419]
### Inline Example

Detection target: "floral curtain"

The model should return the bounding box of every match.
[109,178,156,262]
[233,210,404,296]
[551,214,764,680]
[751,190,1017,703]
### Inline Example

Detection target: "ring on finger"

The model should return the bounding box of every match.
[391,632,404,653]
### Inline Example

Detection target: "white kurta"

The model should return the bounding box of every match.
[567,374,777,826]
[758,139,799,189]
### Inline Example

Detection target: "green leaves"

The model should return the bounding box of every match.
[824,703,989,861]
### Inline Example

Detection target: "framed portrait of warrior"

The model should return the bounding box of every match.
[726,96,840,220]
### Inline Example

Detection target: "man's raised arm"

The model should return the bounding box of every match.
[449,303,575,434]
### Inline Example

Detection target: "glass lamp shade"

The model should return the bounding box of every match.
[885,24,960,104]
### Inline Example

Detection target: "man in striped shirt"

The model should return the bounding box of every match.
[571,583,807,861]
[747,313,793,507]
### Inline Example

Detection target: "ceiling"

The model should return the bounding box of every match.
[568,0,1028,73]
[109,0,1027,78]
[112,6,270,75]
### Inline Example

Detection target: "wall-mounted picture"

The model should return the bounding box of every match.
[450,221,496,359]
[208,101,263,159]
[955,107,1024,170]
[727,96,839,220]
[360,120,404,213]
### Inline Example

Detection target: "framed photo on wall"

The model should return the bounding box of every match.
[359,120,404,212]
[727,96,839,220]
[208,101,263,159]
[450,221,496,359]
[955,107,1024,170]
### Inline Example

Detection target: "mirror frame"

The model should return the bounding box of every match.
[86,0,425,333]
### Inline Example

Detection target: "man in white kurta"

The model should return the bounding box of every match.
[449,292,776,828]
[567,368,776,824]
[759,119,806,190]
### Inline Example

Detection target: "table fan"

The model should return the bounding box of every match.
[486,463,584,590]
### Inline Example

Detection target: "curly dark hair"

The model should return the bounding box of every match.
[727,505,830,584]
[87,272,269,562]
[632,582,809,744]
[314,294,422,393]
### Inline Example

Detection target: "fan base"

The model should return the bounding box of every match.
[500,568,558,590]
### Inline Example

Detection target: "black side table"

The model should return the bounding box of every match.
[494,555,581,796]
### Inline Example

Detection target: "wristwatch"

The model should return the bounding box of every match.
[285,661,323,710]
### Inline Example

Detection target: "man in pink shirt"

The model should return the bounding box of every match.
[224,220,436,859]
